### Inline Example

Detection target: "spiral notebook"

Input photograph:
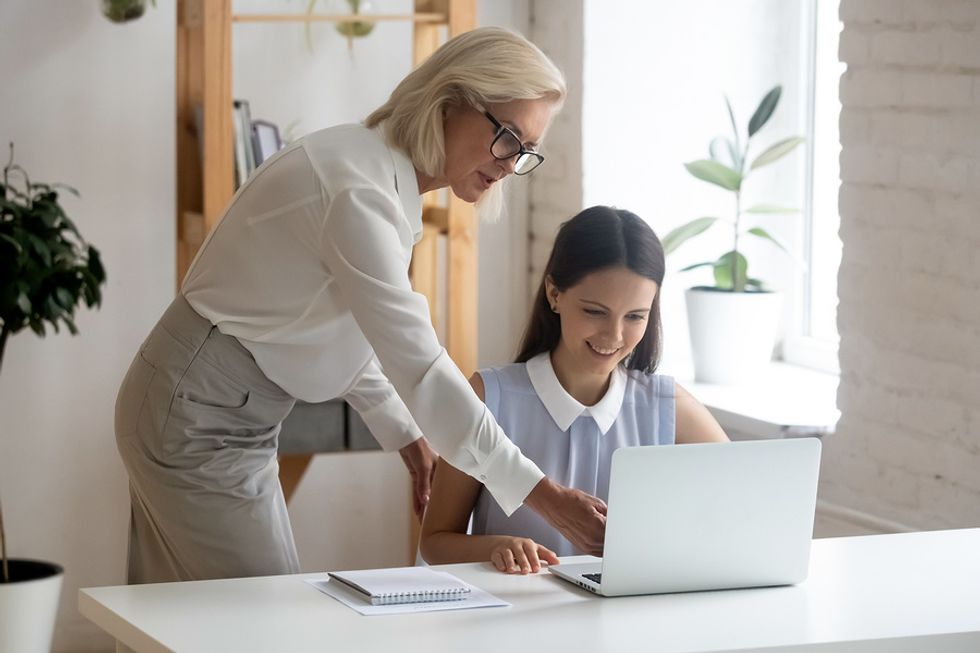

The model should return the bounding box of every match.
[327,567,471,606]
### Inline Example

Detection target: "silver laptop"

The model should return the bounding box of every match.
[549,438,821,596]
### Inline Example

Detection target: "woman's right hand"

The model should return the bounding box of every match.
[524,477,607,555]
[489,537,559,574]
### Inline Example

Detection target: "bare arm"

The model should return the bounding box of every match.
[419,373,560,573]
[674,383,730,444]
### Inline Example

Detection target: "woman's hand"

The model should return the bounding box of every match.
[489,537,559,574]
[398,437,439,519]
[525,477,607,555]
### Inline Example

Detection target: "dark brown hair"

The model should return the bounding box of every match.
[515,206,666,373]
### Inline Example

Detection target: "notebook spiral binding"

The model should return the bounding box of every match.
[371,588,469,606]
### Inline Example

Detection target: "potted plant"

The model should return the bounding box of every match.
[0,144,106,652]
[663,85,804,384]
[101,0,156,23]
[303,0,376,52]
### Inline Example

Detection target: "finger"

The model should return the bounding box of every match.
[416,466,432,509]
[537,544,560,566]
[427,455,439,486]
[514,544,532,574]
[491,551,507,572]
[524,540,541,574]
[592,497,608,515]
[520,540,541,573]
[502,548,518,574]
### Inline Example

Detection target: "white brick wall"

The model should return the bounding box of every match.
[827,0,980,531]
[528,0,585,305]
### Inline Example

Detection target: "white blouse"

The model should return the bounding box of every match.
[181,124,542,515]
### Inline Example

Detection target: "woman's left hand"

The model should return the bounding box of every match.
[399,437,439,518]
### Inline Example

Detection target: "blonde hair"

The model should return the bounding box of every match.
[366,26,565,213]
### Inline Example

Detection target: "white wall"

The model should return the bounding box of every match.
[528,0,585,302]
[824,0,980,532]
[0,1,530,650]
[0,2,175,650]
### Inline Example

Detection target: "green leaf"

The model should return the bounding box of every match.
[16,292,31,314]
[724,95,741,163]
[750,136,805,171]
[745,277,767,291]
[662,217,719,255]
[28,233,52,266]
[744,203,799,214]
[678,261,717,273]
[745,227,790,255]
[45,296,64,323]
[55,287,75,310]
[713,250,748,291]
[87,246,106,282]
[684,159,742,191]
[748,86,782,137]
[0,232,23,254]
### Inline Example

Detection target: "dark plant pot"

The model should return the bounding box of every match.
[0,559,64,653]
[102,0,146,23]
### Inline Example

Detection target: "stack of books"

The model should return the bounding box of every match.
[195,99,284,189]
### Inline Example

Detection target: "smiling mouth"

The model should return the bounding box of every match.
[588,341,620,356]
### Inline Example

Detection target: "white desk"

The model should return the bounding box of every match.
[80,529,980,653]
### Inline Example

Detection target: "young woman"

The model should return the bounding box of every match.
[420,206,729,574]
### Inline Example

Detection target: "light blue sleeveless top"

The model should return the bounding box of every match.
[471,352,675,556]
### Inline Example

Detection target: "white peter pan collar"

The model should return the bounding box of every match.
[526,352,627,435]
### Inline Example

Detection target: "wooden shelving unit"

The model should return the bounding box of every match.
[175,0,478,374]
[175,0,478,561]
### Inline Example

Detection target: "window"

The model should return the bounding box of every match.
[575,1,841,376]
[782,0,844,373]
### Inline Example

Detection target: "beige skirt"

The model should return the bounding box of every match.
[114,294,298,583]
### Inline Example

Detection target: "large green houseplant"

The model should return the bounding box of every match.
[0,144,106,651]
[663,86,804,383]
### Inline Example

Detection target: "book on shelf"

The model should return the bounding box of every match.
[192,100,285,189]
[232,99,255,189]
[251,119,283,167]
[327,566,472,606]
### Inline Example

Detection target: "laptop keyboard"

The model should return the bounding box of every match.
[583,573,602,583]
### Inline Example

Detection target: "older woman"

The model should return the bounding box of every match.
[115,26,605,583]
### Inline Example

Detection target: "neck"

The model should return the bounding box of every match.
[548,347,612,407]
[415,168,446,195]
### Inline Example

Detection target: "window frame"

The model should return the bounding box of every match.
[781,0,841,375]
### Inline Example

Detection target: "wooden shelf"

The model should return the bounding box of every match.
[232,13,447,24]
[176,0,478,564]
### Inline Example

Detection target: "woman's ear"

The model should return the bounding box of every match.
[544,276,560,312]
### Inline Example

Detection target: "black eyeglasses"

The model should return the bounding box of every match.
[483,111,545,175]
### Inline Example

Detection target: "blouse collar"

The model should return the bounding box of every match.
[383,131,423,243]
[526,352,627,435]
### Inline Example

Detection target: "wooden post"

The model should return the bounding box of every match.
[176,0,233,286]
[445,195,478,377]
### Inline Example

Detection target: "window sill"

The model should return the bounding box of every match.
[670,360,840,440]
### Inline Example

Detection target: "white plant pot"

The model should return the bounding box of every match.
[685,288,782,385]
[0,559,64,653]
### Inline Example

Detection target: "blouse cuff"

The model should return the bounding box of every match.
[351,391,423,452]
[479,443,546,516]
